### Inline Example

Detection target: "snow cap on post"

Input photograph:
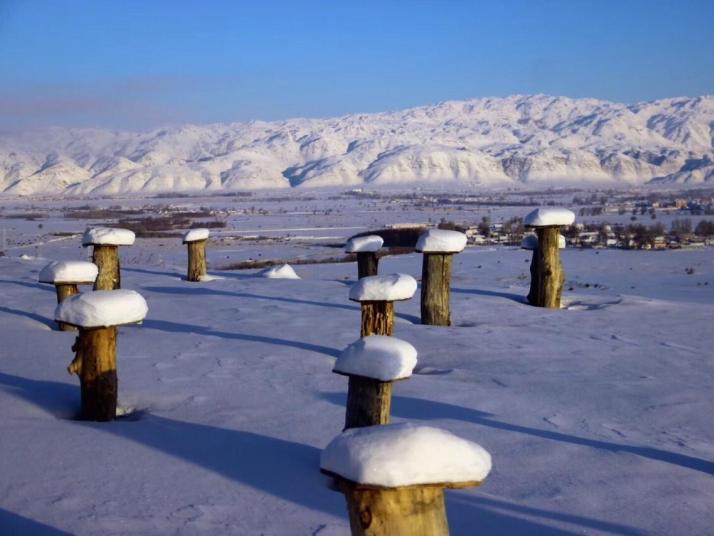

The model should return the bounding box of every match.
[82,227,136,246]
[345,235,384,253]
[524,208,575,228]
[349,273,417,302]
[260,263,300,279]
[521,234,566,250]
[334,335,417,382]
[182,228,210,243]
[39,260,98,284]
[320,422,492,488]
[416,229,467,253]
[55,289,148,328]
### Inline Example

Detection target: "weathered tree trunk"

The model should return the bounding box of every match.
[527,249,538,305]
[420,253,453,326]
[92,245,120,290]
[186,239,208,282]
[357,252,379,279]
[531,226,565,308]
[340,483,449,536]
[345,376,392,429]
[361,301,394,337]
[70,326,118,421]
[55,283,79,331]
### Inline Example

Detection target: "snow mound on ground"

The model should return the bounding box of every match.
[334,336,417,381]
[320,423,492,487]
[183,228,210,243]
[38,260,98,284]
[524,208,575,227]
[55,289,148,327]
[349,273,417,302]
[260,264,300,279]
[82,227,136,246]
[345,235,384,253]
[416,229,467,253]
[520,233,566,250]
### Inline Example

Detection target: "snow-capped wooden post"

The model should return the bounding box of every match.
[346,235,384,279]
[38,261,98,331]
[82,227,136,291]
[334,336,417,430]
[521,233,566,305]
[183,228,210,282]
[56,290,148,421]
[321,423,492,536]
[416,229,467,326]
[523,208,575,308]
[349,274,417,337]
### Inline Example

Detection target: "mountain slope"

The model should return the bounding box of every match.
[2,94,713,195]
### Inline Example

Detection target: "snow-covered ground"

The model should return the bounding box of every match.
[1,227,713,534]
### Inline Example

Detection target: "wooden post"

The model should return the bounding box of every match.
[357,252,379,279]
[69,326,118,421]
[527,248,538,305]
[92,245,121,290]
[339,481,449,536]
[420,253,454,326]
[345,376,392,429]
[361,301,394,337]
[55,283,79,331]
[530,226,565,308]
[186,239,208,282]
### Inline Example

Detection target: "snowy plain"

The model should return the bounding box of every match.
[0,192,713,535]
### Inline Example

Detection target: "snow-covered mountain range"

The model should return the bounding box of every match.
[2,94,713,196]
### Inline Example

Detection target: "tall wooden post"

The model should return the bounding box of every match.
[56,284,79,331]
[360,301,395,337]
[345,376,392,429]
[346,235,384,280]
[357,252,379,279]
[186,239,208,282]
[39,260,98,332]
[92,245,121,290]
[70,327,118,421]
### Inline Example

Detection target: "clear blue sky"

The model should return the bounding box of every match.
[1,0,713,131]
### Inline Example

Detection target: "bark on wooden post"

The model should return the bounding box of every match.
[522,233,566,306]
[334,336,417,430]
[56,289,148,422]
[523,208,575,309]
[346,235,384,279]
[38,260,99,331]
[416,229,467,326]
[349,274,417,337]
[183,228,210,282]
[82,227,136,291]
[321,423,492,536]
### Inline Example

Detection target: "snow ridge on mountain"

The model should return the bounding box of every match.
[2,94,713,195]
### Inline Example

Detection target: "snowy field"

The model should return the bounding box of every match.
[1,196,713,535]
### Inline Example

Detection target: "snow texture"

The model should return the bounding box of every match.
[260,263,300,279]
[82,227,136,246]
[524,208,576,227]
[334,335,417,381]
[345,235,384,253]
[349,273,417,302]
[416,229,467,253]
[520,234,566,250]
[54,289,148,327]
[38,260,98,284]
[320,423,492,487]
[3,95,714,195]
[183,228,210,243]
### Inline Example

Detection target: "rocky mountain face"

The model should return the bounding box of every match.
[1,94,713,195]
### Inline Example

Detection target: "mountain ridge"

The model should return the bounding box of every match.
[2,94,713,196]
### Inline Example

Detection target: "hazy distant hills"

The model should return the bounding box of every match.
[1,94,713,196]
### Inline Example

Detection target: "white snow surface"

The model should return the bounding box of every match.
[524,208,576,227]
[260,263,300,279]
[183,228,210,243]
[416,229,468,253]
[334,336,417,381]
[520,234,566,250]
[3,95,714,195]
[82,227,136,246]
[349,273,417,302]
[54,289,148,327]
[320,423,492,487]
[345,235,384,253]
[38,260,98,284]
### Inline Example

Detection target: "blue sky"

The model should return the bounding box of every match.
[1,0,713,130]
